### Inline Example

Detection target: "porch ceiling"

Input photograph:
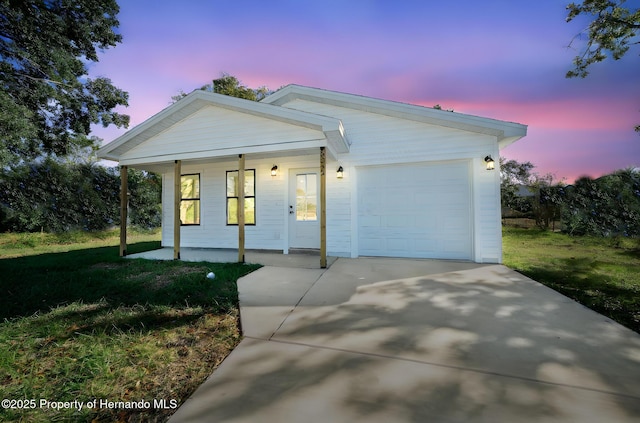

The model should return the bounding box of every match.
[128,146,330,174]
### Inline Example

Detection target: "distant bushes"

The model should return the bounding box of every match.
[0,159,161,232]
[502,166,640,237]
[562,169,640,237]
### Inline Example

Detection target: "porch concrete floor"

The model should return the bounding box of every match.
[126,247,338,269]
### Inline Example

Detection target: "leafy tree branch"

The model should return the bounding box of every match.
[0,0,130,167]
[566,0,640,78]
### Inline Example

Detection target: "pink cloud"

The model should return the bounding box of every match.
[416,98,638,131]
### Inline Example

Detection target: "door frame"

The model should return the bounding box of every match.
[287,167,321,250]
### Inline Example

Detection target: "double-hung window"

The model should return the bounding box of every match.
[226,170,256,225]
[180,174,200,225]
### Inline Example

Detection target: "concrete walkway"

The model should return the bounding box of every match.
[169,258,640,422]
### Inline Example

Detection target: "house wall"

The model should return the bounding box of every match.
[280,99,503,263]
[160,99,504,263]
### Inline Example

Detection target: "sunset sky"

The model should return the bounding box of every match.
[91,0,640,183]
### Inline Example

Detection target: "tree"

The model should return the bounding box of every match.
[566,1,640,78]
[562,168,640,236]
[500,158,566,229]
[172,73,271,103]
[500,157,536,215]
[530,174,566,231]
[126,169,161,229]
[0,0,130,167]
[0,160,162,232]
[566,1,640,132]
[0,159,118,232]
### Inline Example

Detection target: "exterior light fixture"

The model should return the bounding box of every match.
[484,156,495,171]
[336,166,344,179]
[271,165,278,177]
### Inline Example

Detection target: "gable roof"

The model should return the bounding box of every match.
[263,85,527,148]
[98,84,527,166]
[98,89,348,162]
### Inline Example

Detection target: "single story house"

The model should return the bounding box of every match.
[98,85,527,266]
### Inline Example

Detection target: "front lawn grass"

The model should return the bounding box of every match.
[0,229,260,422]
[502,227,640,334]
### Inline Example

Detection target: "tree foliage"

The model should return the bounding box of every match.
[126,169,161,229]
[172,73,271,103]
[501,158,565,230]
[0,161,160,232]
[501,158,640,237]
[566,0,640,78]
[500,158,536,215]
[531,175,566,231]
[562,168,640,236]
[0,0,130,167]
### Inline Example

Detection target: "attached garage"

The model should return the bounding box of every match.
[357,160,472,260]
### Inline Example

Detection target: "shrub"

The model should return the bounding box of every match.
[0,160,161,232]
[562,169,640,237]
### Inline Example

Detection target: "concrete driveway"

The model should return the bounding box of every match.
[169,258,640,422]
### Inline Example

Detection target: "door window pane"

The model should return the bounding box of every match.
[296,174,317,221]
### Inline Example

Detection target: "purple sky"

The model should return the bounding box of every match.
[91,0,640,183]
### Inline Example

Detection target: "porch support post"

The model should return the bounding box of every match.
[119,165,128,257]
[320,147,327,268]
[174,160,181,260]
[238,154,245,263]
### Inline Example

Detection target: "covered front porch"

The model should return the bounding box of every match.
[99,90,350,269]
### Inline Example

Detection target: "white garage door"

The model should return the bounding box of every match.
[358,161,472,259]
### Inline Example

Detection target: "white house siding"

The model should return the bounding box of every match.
[279,99,503,263]
[121,105,324,164]
[473,150,503,263]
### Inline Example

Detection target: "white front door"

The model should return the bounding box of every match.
[289,169,320,249]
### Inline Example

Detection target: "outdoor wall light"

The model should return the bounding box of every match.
[484,156,495,171]
[336,166,344,179]
[271,165,278,177]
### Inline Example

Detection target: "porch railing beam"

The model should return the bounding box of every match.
[174,160,181,260]
[320,147,327,268]
[119,165,128,257]
[238,154,245,263]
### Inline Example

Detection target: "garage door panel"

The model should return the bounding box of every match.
[387,238,409,252]
[386,215,413,228]
[358,161,472,260]
[415,239,438,254]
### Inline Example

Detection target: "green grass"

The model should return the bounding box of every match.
[503,227,640,334]
[0,229,260,422]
